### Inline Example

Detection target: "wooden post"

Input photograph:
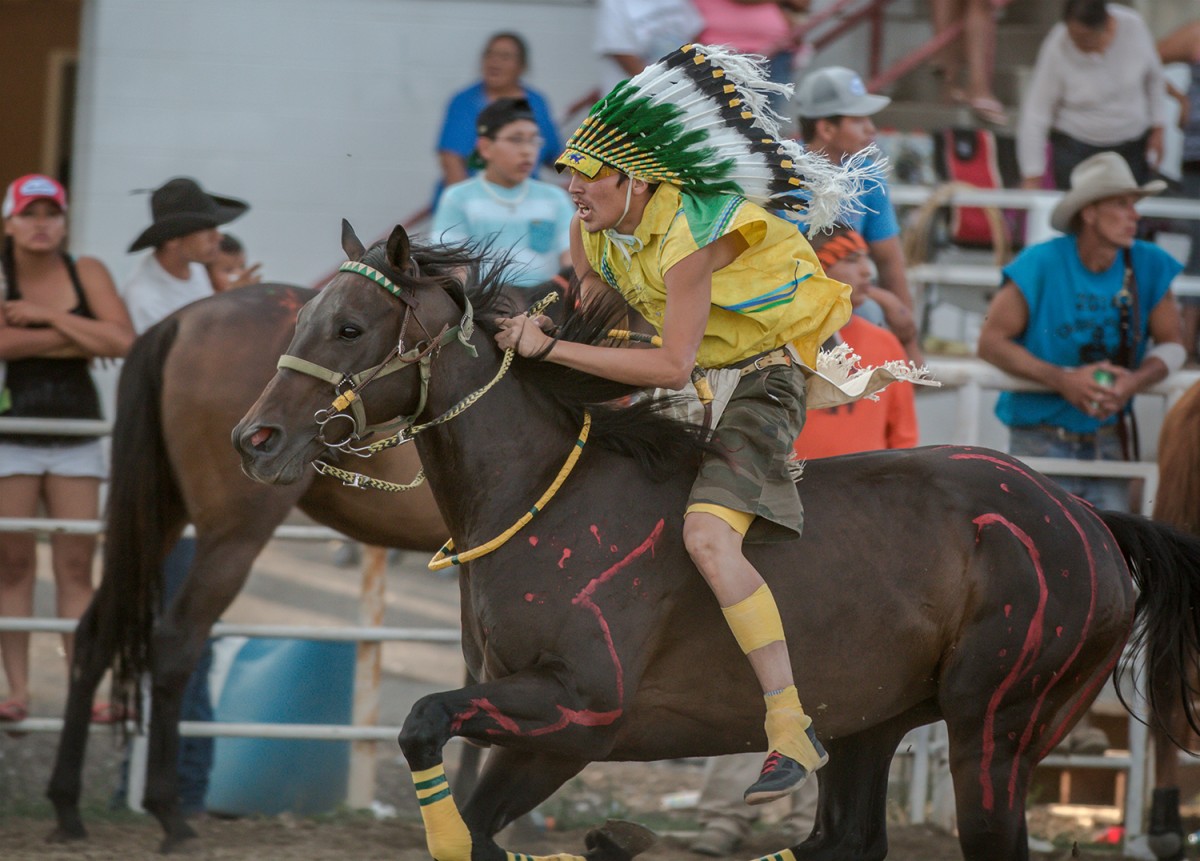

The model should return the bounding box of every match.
[347,545,386,808]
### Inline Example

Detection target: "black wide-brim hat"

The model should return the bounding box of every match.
[128,177,249,252]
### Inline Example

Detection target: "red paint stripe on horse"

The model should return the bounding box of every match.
[953,452,1108,795]
[529,705,623,736]
[974,513,1048,812]
[572,520,666,704]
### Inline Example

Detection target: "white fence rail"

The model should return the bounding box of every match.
[0,417,462,809]
[0,617,460,645]
[891,184,1200,349]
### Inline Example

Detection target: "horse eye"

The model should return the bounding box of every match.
[338,324,362,341]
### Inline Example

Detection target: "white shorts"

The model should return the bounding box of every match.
[0,439,107,479]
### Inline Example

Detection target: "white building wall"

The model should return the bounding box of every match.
[71,0,599,288]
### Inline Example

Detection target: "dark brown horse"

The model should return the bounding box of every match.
[233,224,1200,861]
[45,283,450,850]
[1146,378,1200,861]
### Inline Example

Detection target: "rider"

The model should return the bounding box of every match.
[496,44,876,804]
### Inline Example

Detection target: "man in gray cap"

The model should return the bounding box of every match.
[792,66,920,364]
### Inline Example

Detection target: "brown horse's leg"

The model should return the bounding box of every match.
[461,745,588,834]
[1149,661,1189,861]
[46,603,118,841]
[140,527,279,852]
[451,666,485,799]
[792,709,929,861]
[461,746,656,861]
[942,625,1126,861]
[399,666,653,861]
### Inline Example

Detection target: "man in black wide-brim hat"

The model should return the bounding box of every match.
[116,175,247,818]
[121,177,248,335]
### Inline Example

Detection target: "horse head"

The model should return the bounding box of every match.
[233,220,476,485]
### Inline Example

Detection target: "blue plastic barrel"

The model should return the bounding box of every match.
[204,638,355,816]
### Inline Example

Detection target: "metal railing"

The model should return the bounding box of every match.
[0,415,463,811]
[790,0,1016,93]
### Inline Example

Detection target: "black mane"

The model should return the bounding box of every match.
[371,237,714,480]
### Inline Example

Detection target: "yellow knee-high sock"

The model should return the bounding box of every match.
[749,850,799,861]
[764,685,823,773]
[722,585,824,772]
[721,583,786,654]
[412,764,472,861]
[414,764,590,861]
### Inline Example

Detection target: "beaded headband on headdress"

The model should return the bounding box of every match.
[555,44,878,231]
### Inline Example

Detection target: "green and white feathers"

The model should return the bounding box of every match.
[556,44,879,232]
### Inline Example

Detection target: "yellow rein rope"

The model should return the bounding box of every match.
[428,411,592,571]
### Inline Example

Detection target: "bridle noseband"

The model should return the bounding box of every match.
[275,259,477,454]
[278,255,592,570]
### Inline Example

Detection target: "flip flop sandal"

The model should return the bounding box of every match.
[967,97,1009,126]
[0,699,29,738]
[91,701,135,724]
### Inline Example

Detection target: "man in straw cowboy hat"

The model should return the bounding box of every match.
[979,150,1185,515]
[490,44,931,807]
[122,177,248,335]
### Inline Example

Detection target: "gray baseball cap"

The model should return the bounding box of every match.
[794,66,891,118]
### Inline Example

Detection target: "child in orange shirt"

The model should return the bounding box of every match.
[794,226,919,458]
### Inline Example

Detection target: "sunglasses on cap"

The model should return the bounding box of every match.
[555,149,623,182]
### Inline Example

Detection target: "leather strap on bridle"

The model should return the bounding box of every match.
[276,259,476,444]
[1113,248,1141,461]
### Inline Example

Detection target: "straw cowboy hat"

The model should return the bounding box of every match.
[128,177,248,252]
[1050,152,1165,234]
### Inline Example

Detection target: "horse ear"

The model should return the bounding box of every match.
[341,219,366,261]
[386,225,411,273]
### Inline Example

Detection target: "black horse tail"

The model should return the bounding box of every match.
[1104,510,1200,745]
[98,317,186,724]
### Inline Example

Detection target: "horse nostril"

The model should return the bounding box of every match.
[249,426,275,451]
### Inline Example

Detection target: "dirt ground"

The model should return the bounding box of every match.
[0,730,1144,860]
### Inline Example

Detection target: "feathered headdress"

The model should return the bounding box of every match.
[556,44,877,231]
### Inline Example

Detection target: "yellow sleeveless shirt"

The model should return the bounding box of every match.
[580,184,850,368]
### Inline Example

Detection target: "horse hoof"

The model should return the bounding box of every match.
[584,820,657,861]
[158,822,200,854]
[46,823,87,843]
[1147,832,1184,860]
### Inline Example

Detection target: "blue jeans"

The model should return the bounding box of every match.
[1008,426,1131,513]
[1049,129,1152,190]
[114,538,213,814]
[162,537,214,813]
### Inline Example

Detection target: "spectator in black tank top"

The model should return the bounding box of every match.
[0,174,133,730]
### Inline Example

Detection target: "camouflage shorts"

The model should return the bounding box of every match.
[690,361,807,543]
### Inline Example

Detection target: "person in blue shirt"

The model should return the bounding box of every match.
[433,32,562,206]
[978,151,1186,512]
[433,98,574,287]
[791,66,921,363]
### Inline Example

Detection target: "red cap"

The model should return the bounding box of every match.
[2,174,68,218]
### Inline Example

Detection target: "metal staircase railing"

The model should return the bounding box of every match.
[790,0,1017,94]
